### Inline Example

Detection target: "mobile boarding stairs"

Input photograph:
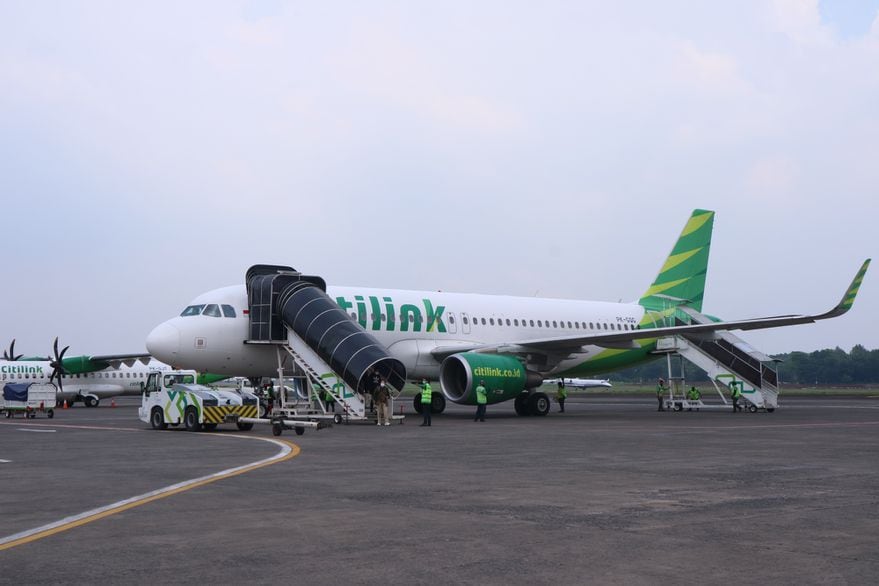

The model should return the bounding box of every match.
[652,306,779,413]
[244,265,407,434]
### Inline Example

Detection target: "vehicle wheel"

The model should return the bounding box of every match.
[236,422,254,431]
[413,396,424,414]
[295,426,305,436]
[766,408,775,413]
[748,405,758,413]
[528,392,551,416]
[47,410,54,419]
[673,403,683,412]
[333,414,343,425]
[5,411,11,419]
[202,423,218,431]
[514,393,530,416]
[84,396,99,408]
[272,423,283,436]
[151,408,168,430]
[184,408,201,432]
[430,394,446,414]
[258,403,267,418]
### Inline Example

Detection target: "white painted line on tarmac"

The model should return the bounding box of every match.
[0,433,300,551]
[0,459,11,463]
[17,428,56,433]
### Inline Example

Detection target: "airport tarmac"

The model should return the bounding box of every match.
[1,395,878,585]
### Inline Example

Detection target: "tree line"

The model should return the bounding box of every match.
[603,345,879,385]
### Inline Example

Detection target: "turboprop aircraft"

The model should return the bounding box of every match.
[544,378,612,389]
[145,209,870,416]
[0,339,226,407]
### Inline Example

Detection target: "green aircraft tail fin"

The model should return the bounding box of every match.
[639,209,715,313]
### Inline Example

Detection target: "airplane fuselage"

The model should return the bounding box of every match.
[147,284,658,380]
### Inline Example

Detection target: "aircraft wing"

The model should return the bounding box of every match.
[432,258,870,360]
[89,353,153,368]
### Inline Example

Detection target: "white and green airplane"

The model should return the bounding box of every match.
[0,339,226,407]
[146,209,870,415]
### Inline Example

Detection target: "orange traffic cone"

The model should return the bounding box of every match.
[63,399,68,409]
[111,398,116,408]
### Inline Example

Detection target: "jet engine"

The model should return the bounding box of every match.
[439,353,541,405]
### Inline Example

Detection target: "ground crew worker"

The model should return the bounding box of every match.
[687,386,701,411]
[656,378,668,412]
[323,388,336,413]
[375,380,390,426]
[556,380,567,413]
[474,380,487,422]
[730,382,743,413]
[420,378,432,426]
[265,383,275,416]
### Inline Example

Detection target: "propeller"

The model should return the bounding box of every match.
[3,339,23,361]
[49,337,70,392]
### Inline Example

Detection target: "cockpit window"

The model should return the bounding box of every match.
[181,305,205,317]
[203,304,222,317]
[221,304,236,318]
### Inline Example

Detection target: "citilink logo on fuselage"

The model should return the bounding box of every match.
[334,295,446,333]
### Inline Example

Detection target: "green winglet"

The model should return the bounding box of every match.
[822,259,871,319]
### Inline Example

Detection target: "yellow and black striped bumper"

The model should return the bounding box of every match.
[203,405,258,424]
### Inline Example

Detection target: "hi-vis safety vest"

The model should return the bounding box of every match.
[421,383,432,405]
[731,385,742,398]
[476,385,487,405]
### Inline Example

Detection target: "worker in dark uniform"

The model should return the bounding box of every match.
[474,380,487,422]
[420,378,432,426]
[556,380,567,413]
[656,378,668,411]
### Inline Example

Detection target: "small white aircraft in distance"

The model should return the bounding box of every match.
[544,378,612,389]
[146,209,870,417]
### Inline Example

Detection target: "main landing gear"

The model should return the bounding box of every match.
[514,391,551,416]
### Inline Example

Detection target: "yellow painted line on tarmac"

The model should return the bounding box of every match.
[0,433,300,551]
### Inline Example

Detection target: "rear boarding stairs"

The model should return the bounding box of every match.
[652,306,779,413]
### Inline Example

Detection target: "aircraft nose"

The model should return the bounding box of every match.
[146,322,180,362]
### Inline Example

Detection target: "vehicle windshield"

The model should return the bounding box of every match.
[203,304,222,317]
[180,305,205,317]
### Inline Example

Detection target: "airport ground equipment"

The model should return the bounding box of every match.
[2,383,57,418]
[139,370,262,431]
[245,264,407,427]
[653,306,780,412]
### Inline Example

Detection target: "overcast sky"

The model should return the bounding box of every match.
[1,0,876,360]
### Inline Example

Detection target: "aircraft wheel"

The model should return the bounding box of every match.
[528,392,551,416]
[84,396,99,408]
[236,422,254,431]
[430,394,446,414]
[748,405,758,413]
[295,426,305,436]
[184,408,201,432]
[272,423,283,436]
[413,396,424,414]
[514,393,530,416]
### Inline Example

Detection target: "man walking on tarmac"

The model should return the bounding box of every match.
[420,378,432,426]
[474,380,487,422]
[375,379,390,426]
[656,378,668,412]
[730,381,743,413]
[556,380,567,413]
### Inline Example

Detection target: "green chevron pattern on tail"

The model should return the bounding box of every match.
[831,258,871,316]
[638,209,715,313]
